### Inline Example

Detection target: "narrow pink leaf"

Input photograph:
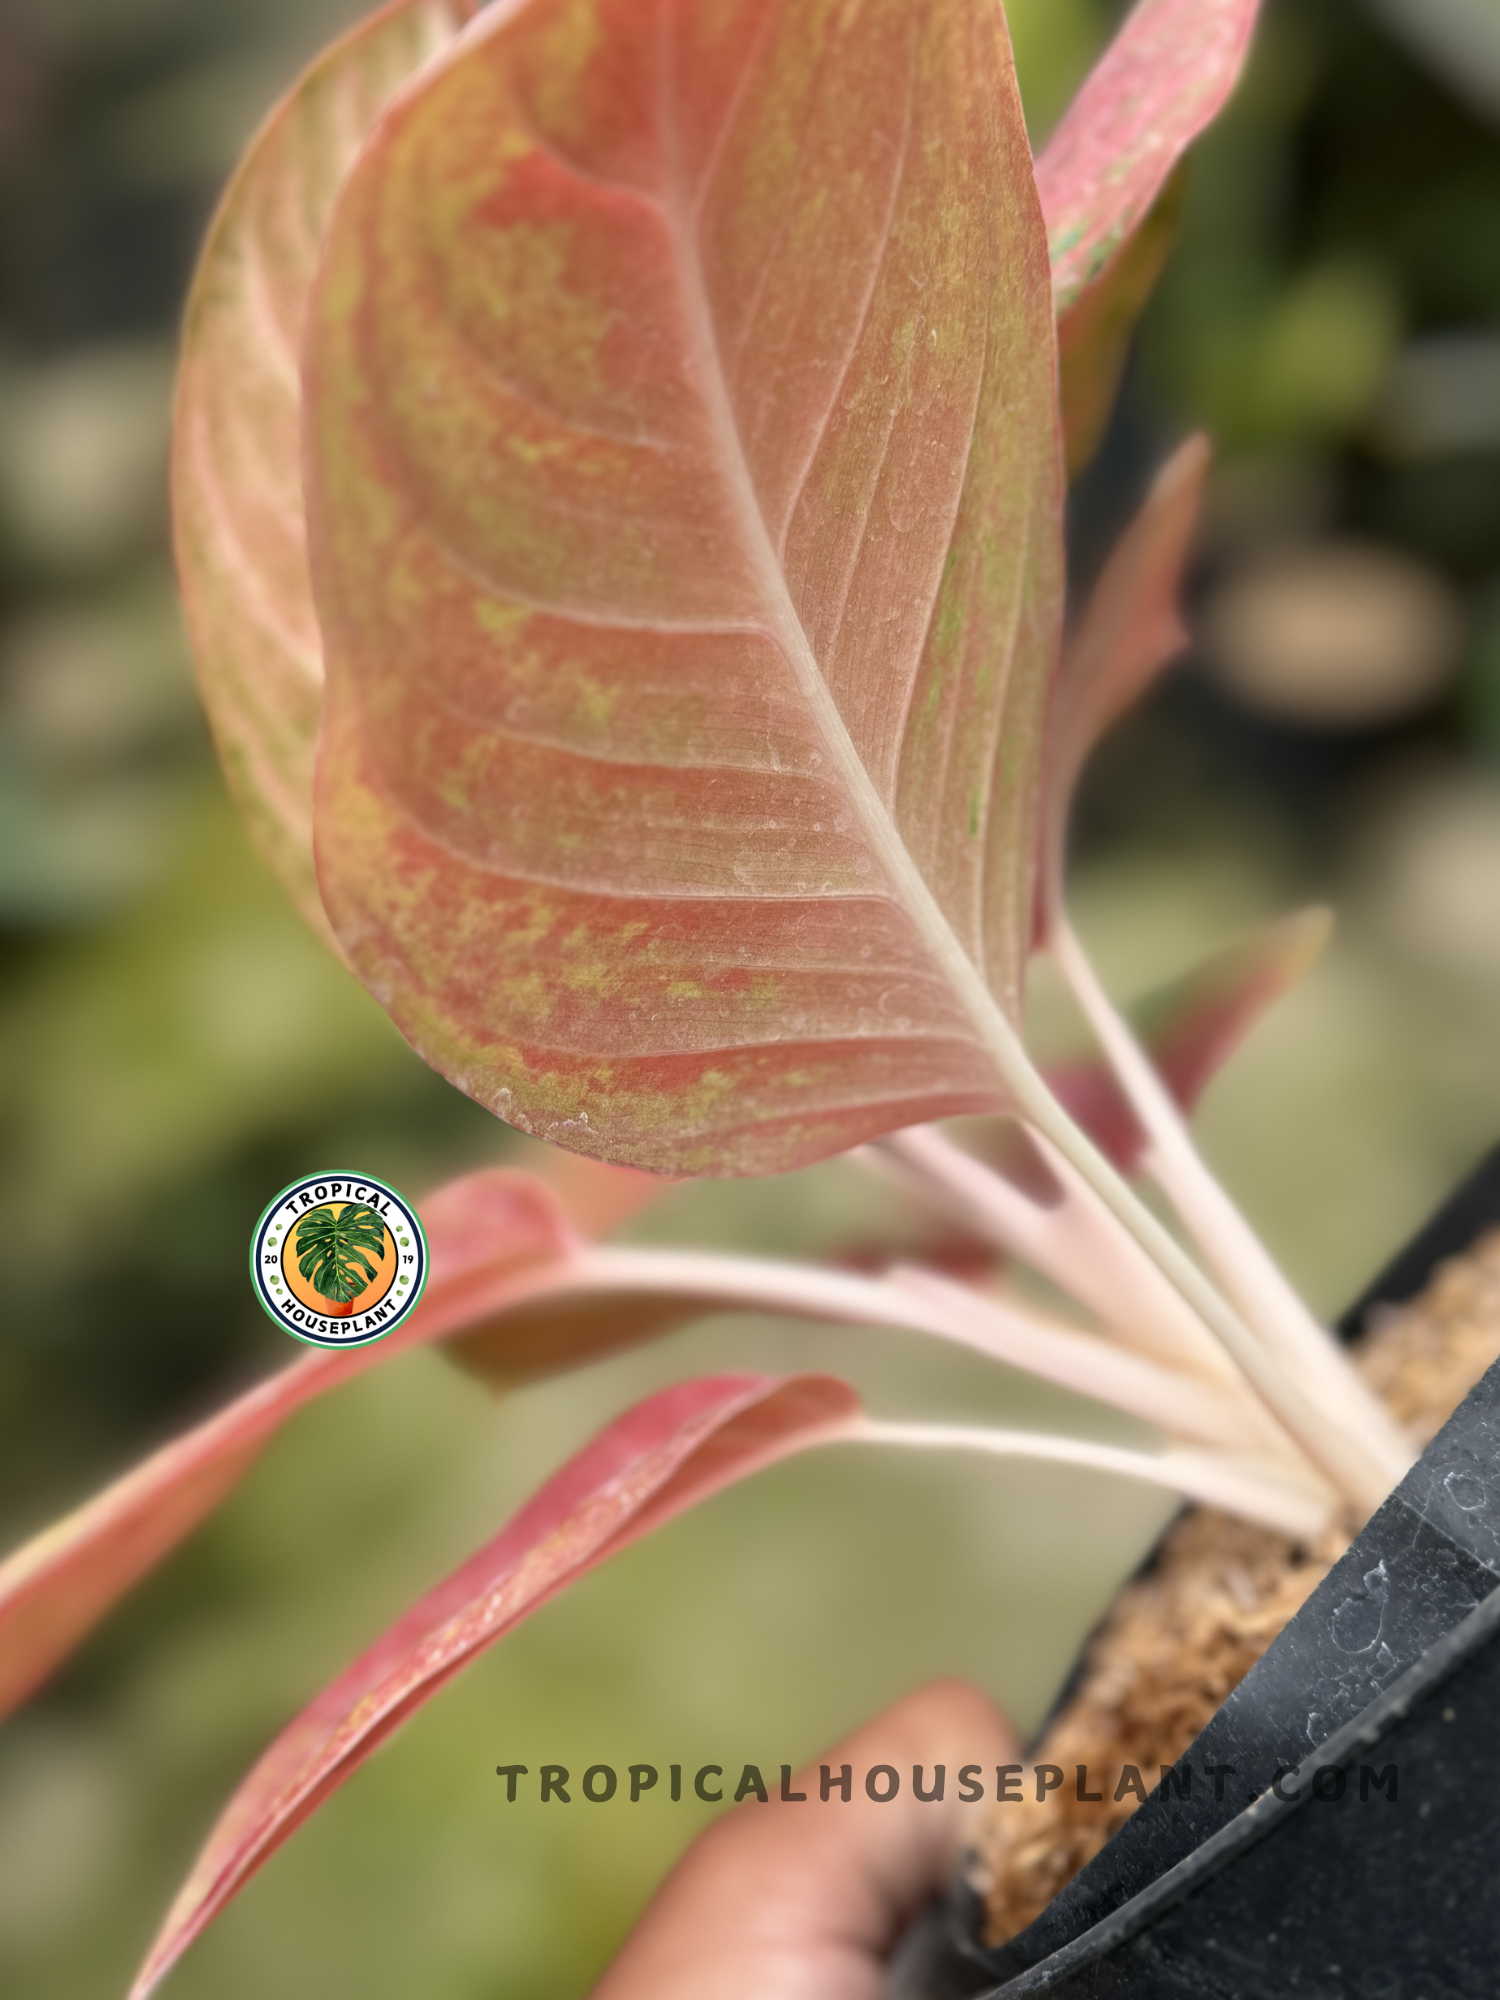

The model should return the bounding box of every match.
[1134,906,1333,1118]
[0,1423,274,1727]
[304,0,1064,1175]
[1037,0,1262,314]
[1056,163,1186,476]
[1040,433,1210,920]
[444,1274,718,1387]
[1,1160,944,1716]
[1045,907,1334,1171]
[0,1167,577,1719]
[172,0,475,941]
[129,1372,860,2000]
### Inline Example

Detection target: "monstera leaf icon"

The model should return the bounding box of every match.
[294,1204,387,1312]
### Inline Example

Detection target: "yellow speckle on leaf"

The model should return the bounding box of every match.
[507,435,573,468]
[529,0,602,141]
[496,970,554,1022]
[475,598,533,641]
[561,961,620,998]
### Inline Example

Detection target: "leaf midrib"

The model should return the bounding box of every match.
[655,6,1018,1085]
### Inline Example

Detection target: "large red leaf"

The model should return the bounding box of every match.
[172,0,476,942]
[174,0,1260,977]
[304,0,1064,1176]
[128,1373,860,2000]
[1037,0,1262,315]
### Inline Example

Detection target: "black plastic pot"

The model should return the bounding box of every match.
[888,1143,1500,2000]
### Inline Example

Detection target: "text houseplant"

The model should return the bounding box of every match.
[0,0,1461,1989]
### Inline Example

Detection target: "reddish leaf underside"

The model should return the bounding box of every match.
[172,0,475,944]
[304,0,1065,1177]
[174,0,1262,1006]
[1036,0,1262,313]
[1046,907,1334,1171]
[128,1372,860,2000]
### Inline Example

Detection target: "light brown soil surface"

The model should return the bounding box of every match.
[975,1227,1500,1947]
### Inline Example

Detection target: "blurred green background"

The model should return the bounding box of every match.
[2,0,1500,1994]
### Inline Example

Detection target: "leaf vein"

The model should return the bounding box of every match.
[776,28,916,554]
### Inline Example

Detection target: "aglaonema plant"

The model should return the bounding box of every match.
[0,0,1426,1991]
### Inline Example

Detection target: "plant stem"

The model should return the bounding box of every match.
[523,1246,1255,1446]
[1049,916,1413,1489]
[874,1124,1241,1386]
[974,1000,1397,1516]
[851,1420,1332,1538]
[889,1264,1283,1453]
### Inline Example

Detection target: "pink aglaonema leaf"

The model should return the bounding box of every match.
[1039,432,1211,922]
[173,0,1259,968]
[1045,907,1333,1171]
[1039,0,1261,474]
[128,1373,860,2000]
[1055,163,1186,476]
[173,0,476,942]
[0,1167,578,1720]
[1133,905,1333,1115]
[1037,0,1262,315]
[304,0,1064,1177]
[0,1158,979,1718]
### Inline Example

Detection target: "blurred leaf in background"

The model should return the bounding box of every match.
[3,1,1500,1997]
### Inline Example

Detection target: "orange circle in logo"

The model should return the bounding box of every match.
[280,1201,401,1318]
